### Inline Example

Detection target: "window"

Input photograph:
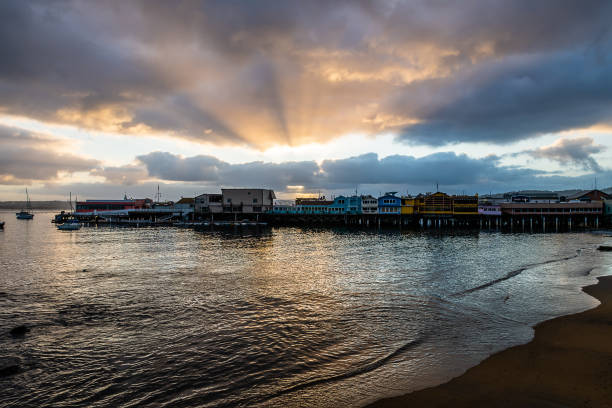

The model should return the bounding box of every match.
[253,198,258,203]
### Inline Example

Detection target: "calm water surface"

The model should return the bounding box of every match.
[1,211,611,407]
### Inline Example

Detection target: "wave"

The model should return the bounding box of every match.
[246,338,426,407]
[452,253,580,297]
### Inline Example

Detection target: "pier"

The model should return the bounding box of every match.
[261,213,602,232]
[52,188,611,232]
[58,211,606,232]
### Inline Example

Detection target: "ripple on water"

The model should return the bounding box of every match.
[0,217,610,407]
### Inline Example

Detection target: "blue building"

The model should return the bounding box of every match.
[271,204,297,214]
[295,197,333,214]
[328,195,362,214]
[378,192,401,214]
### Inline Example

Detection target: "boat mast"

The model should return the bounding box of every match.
[26,188,31,211]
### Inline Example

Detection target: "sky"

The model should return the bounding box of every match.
[1,0,612,201]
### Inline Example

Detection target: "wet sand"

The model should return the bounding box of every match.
[368,275,612,408]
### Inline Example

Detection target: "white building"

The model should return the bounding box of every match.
[195,193,223,214]
[361,195,378,214]
[221,189,276,213]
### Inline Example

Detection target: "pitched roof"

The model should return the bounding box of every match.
[176,197,195,204]
[566,189,610,201]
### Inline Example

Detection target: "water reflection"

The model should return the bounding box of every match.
[0,212,611,407]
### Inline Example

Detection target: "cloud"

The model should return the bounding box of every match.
[129,151,542,193]
[89,165,149,186]
[523,137,606,172]
[1,1,612,148]
[5,146,609,199]
[392,50,612,145]
[319,153,540,187]
[136,151,320,190]
[136,152,225,182]
[0,125,100,184]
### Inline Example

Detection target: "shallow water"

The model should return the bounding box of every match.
[1,211,611,407]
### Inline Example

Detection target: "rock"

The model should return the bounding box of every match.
[597,245,612,251]
[9,325,29,337]
[0,357,20,377]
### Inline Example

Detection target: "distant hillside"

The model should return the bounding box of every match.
[486,187,612,199]
[0,201,70,210]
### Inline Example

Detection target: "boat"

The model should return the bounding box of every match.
[15,211,33,220]
[57,218,82,231]
[16,188,34,219]
[57,193,82,230]
[53,211,68,224]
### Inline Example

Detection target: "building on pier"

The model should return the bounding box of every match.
[75,198,153,213]
[565,189,610,202]
[500,202,603,216]
[506,191,559,203]
[604,200,612,226]
[452,194,479,216]
[221,189,276,213]
[418,192,453,217]
[361,195,378,214]
[328,195,361,214]
[401,196,418,215]
[195,193,223,214]
[378,192,401,214]
[478,204,502,216]
[271,203,297,214]
[295,197,333,214]
[174,197,195,211]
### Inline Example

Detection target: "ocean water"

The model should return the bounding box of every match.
[1,211,611,407]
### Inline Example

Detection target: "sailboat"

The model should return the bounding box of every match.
[57,192,82,230]
[16,188,34,219]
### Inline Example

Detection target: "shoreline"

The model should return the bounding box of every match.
[367,274,612,407]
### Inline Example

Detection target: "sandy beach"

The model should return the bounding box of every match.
[368,275,612,408]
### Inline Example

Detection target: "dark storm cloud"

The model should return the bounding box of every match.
[523,137,606,172]
[0,1,161,118]
[1,0,612,148]
[131,151,541,192]
[136,151,320,190]
[394,51,612,145]
[0,125,100,184]
[136,152,226,182]
[319,153,541,189]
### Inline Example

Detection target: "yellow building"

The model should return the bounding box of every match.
[420,192,453,216]
[401,197,418,214]
[452,194,479,216]
[413,192,479,216]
